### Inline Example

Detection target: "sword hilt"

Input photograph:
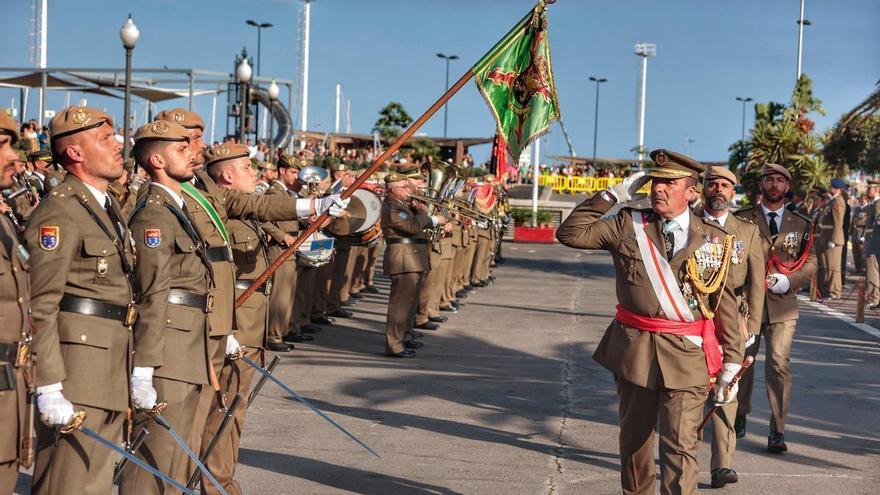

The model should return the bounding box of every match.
[59,410,86,435]
[139,401,168,417]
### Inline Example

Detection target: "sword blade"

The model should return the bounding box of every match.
[185,393,242,490]
[79,426,196,495]
[248,355,281,407]
[240,356,381,459]
[151,414,229,495]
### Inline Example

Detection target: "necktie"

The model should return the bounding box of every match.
[662,219,679,260]
[768,212,779,237]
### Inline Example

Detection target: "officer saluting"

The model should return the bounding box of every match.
[26,107,136,495]
[557,150,743,495]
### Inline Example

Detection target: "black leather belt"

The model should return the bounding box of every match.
[234,279,271,295]
[167,288,213,312]
[60,294,137,326]
[385,238,427,245]
[206,246,233,263]
[0,342,19,363]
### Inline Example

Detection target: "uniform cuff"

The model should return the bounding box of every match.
[132,366,154,379]
[295,198,313,217]
[36,382,63,395]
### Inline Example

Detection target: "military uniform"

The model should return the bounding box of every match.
[817,192,846,299]
[27,108,135,495]
[734,163,817,450]
[261,179,302,347]
[557,150,742,495]
[850,202,866,273]
[864,193,880,305]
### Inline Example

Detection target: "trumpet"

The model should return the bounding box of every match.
[408,193,491,227]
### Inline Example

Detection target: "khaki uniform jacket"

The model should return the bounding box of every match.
[0,216,29,462]
[716,213,766,335]
[130,184,210,385]
[188,169,299,337]
[381,198,431,275]
[817,195,846,246]
[865,199,880,256]
[42,167,65,193]
[25,175,134,411]
[851,205,866,242]
[228,217,270,347]
[260,181,299,263]
[735,206,817,324]
[557,194,743,390]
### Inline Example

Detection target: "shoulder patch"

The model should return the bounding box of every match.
[144,229,161,248]
[39,226,59,251]
[398,211,408,220]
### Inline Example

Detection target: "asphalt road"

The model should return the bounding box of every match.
[15,243,880,494]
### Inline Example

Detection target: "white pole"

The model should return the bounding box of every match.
[796,0,805,80]
[37,0,47,125]
[345,99,351,134]
[210,90,217,145]
[637,55,648,162]
[22,88,29,121]
[334,83,340,133]
[299,0,311,148]
[531,138,541,227]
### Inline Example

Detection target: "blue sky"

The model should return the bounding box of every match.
[1,0,878,164]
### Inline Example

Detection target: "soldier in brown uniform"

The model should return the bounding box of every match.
[850,194,867,273]
[701,167,765,488]
[817,178,847,299]
[864,180,880,307]
[326,162,357,318]
[557,150,743,495]
[734,163,817,454]
[381,171,447,357]
[0,113,32,493]
[201,146,273,494]
[27,107,136,495]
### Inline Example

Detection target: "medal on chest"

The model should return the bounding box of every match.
[782,231,799,257]
[684,234,734,319]
[731,240,744,265]
[97,257,109,278]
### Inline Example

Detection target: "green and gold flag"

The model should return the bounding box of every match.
[473,1,560,160]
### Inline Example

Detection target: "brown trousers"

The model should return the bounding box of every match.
[294,265,317,327]
[852,241,864,272]
[349,245,368,294]
[326,247,352,313]
[823,245,843,298]
[867,254,880,305]
[386,272,424,354]
[615,378,704,495]
[737,320,796,432]
[364,241,381,287]
[310,261,333,318]
[0,365,24,494]
[707,398,738,470]
[471,236,493,284]
[267,258,299,343]
[32,405,124,495]
[200,347,259,495]
[450,246,467,295]
[415,249,445,325]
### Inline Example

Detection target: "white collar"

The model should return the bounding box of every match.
[153,182,185,209]
[703,209,728,227]
[82,181,109,207]
[761,203,785,218]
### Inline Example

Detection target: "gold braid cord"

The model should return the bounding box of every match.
[685,234,734,319]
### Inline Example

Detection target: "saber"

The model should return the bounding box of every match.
[143,403,229,495]
[62,412,196,495]
[112,427,150,484]
[240,356,381,459]
[248,355,281,408]
[698,356,755,431]
[185,393,242,490]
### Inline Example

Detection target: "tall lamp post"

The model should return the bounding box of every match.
[267,80,280,162]
[246,20,272,143]
[588,76,607,167]
[119,15,140,162]
[796,0,811,80]
[436,53,459,137]
[236,55,253,143]
[735,96,753,141]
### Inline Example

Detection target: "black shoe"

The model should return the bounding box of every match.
[767,431,787,454]
[710,468,738,488]
[415,321,439,330]
[404,340,424,349]
[455,290,469,299]
[362,286,379,294]
[349,292,364,299]
[386,349,416,358]
[284,333,314,343]
[429,316,448,323]
[328,309,353,318]
[311,316,334,325]
[301,324,323,334]
[440,305,459,313]
[473,281,488,288]
[410,331,424,339]
[267,342,292,352]
[734,415,746,439]
[464,284,475,291]
[341,299,356,307]
[452,300,464,307]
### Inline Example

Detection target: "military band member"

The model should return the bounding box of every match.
[557,150,743,495]
[414,220,453,331]
[381,171,447,357]
[326,162,357,318]
[817,178,846,299]
[0,112,32,493]
[701,167,765,488]
[734,163,817,454]
[27,107,136,495]
[864,180,880,307]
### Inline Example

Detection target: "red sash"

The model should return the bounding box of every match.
[615,305,723,376]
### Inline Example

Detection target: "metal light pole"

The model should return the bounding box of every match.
[735,96,753,141]
[267,80,280,162]
[299,0,313,148]
[796,0,811,80]
[588,76,607,166]
[119,15,140,162]
[246,20,272,143]
[437,53,459,137]
[634,43,656,162]
[236,54,253,143]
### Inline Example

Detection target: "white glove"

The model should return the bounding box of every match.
[713,362,742,405]
[767,273,791,294]
[605,171,648,203]
[225,335,244,358]
[36,386,75,427]
[860,237,865,243]
[131,367,157,410]
[828,241,836,248]
[317,194,350,218]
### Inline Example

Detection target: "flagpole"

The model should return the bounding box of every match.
[236,70,474,307]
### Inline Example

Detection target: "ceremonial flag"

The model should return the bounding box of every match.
[473,1,560,160]
[490,133,511,177]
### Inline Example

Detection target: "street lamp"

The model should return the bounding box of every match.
[246,20,273,144]
[735,96,753,141]
[267,80,280,162]
[119,14,140,162]
[436,53,459,137]
[236,53,253,143]
[588,76,607,167]
[795,0,811,80]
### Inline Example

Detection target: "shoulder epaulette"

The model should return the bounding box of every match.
[791,210,812,224]
[734,205,755,215]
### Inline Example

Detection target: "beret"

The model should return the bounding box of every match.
[705,165,738,186]
[760,163,791,180]
[154,108,205,130]
[0,111,19,143]
[49,106,114,140]
[133,120,189,143]
[204,143,250,168]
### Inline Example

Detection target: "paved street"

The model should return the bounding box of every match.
[15,243,880,494]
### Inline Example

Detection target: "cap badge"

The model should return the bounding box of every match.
[151,121,169,135]
[172,112,184,123]
[655,151,668,166]
[71,109,91,127]
[214,145,230,157]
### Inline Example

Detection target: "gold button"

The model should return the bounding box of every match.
[18,297,24,303]
[102,249,108,255]
[80,335,87,342]
[247,245,252,250]
[166,319,172,324]
[12,267,17,273]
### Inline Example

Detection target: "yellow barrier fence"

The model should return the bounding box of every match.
[538,175,650,194]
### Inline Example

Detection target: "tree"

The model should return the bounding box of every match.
[372,102,413,142]
[405,137,440,163]
[824,114,880,173]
